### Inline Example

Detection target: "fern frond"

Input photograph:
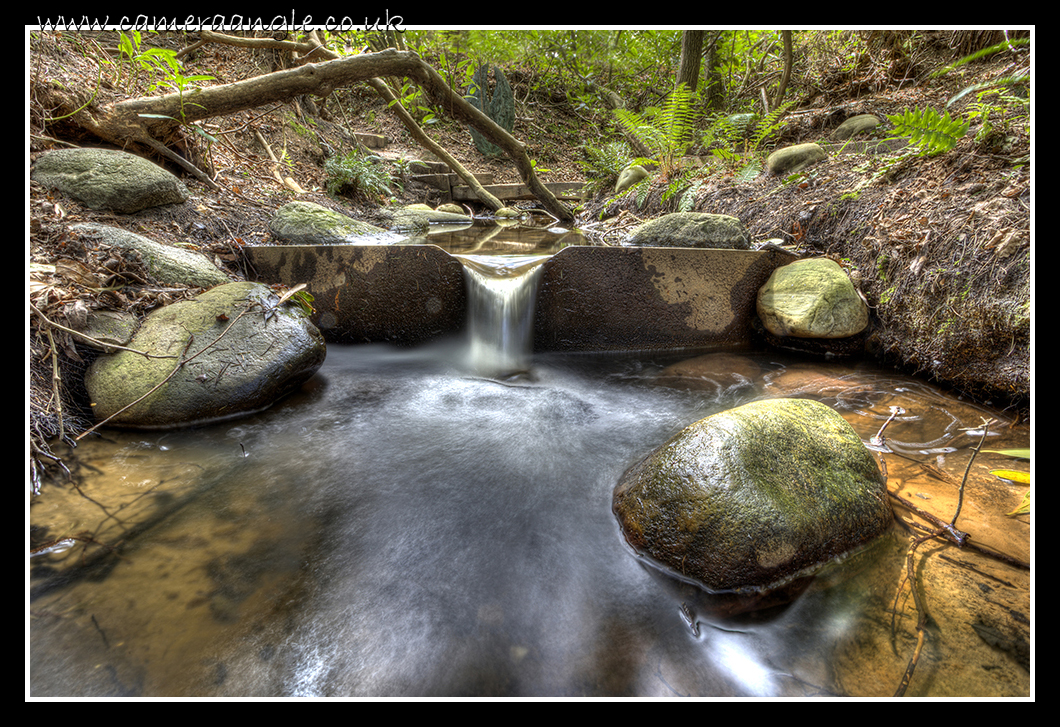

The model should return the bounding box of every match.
[931,37,1029,78]
[749,100,794,151]
[887,107,969,156]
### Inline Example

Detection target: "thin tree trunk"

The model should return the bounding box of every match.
[366,78,504,212]
[773,31,793,110]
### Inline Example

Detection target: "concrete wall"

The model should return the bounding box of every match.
[243,244,796,351]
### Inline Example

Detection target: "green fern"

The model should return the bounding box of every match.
[614,83,699,175]
[886,107,969,156]
[579,140,635,194]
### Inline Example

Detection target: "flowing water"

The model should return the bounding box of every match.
[28,225,1031,698]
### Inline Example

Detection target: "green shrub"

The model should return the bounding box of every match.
[324,150,394,200]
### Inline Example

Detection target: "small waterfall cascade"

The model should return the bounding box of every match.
[456,253,550,376]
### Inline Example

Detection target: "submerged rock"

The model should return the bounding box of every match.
[613,398,892,599]
[85,282,325,428]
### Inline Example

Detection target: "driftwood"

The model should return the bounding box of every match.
[40,46,574,221]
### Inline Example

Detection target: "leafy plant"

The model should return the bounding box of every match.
[324,149,394,200]
[578,140,635,194]
[613,82,698,177]
[886,107,969,157]
[964,86,1028,150]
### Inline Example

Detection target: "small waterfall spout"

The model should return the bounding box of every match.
[458,253,549,376]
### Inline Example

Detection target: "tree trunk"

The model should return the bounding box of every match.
[43,48,574,221]
[676,30,704,92]
[701,31,726,111]
[772,31,793,110]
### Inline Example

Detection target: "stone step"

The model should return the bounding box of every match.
[353,132,388,149]
[451,182,585,202]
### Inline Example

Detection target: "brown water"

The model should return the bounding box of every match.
[29,224,1031,698]
[28,345,1030,698]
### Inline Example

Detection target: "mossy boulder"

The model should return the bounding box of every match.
[85,282,325,428]
[765,142,828,176]
[31,148,189,213]
[269,201,388,244]
[613,398,892,596]
[70,223,229,289]
[627,212,751,249]
[757,258,869,338]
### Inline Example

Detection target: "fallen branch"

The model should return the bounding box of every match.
[366,77,504,212]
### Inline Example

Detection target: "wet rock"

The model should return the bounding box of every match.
[765,142,828,176]
[613,398,892,597]
[269,201,389,244]
[70,223,229,289]
[85,282,325,428]
[31,148,189,213]
[627,212,751,249]
[757,258,868,338]
[655,352,761,393]
[374,204,473,231]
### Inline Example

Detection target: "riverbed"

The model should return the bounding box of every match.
[29,341,1030,698]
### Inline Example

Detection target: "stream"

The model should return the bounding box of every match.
[28,225,1031,698]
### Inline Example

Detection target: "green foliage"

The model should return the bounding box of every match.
[613,83,699,175]
[579,140,636,194]
[324,149,394,200]
[965,86,1028,150]
[466,65,515,157]
[116,31,215,124]
[660,167,709,212]
[886,107,969,157]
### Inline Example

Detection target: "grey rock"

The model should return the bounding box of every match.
[613,397,892,595]
[269,201,389,244]
[615,164,649,194]
[69,223,229,289]
[31,148,189,213]
[765,142,828,176]
[628,212,751,249]
[834,114,881,140]
[85,282,326,428]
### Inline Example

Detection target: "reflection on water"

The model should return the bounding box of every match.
[29,343,1030,698]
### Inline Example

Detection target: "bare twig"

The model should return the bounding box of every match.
[891,420,991,697]
[74,298,262,440]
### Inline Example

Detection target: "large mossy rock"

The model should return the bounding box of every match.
[627,212,751,249]
[85,282,325,429]
[70,223,229,289]
[31,148,189,213]
[613,398,892,595]
[269,201,388,244]
[757,258,869,338]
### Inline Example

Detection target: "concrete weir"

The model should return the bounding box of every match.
[242,244,796,351]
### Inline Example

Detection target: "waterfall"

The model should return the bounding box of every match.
[457,253,549,376]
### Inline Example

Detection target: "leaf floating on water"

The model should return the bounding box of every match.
[990,469,1030,485]
[983,448,1031,459]
[1006,491,1030,516]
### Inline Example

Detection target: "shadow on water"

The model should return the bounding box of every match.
[29,223,1030,698]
